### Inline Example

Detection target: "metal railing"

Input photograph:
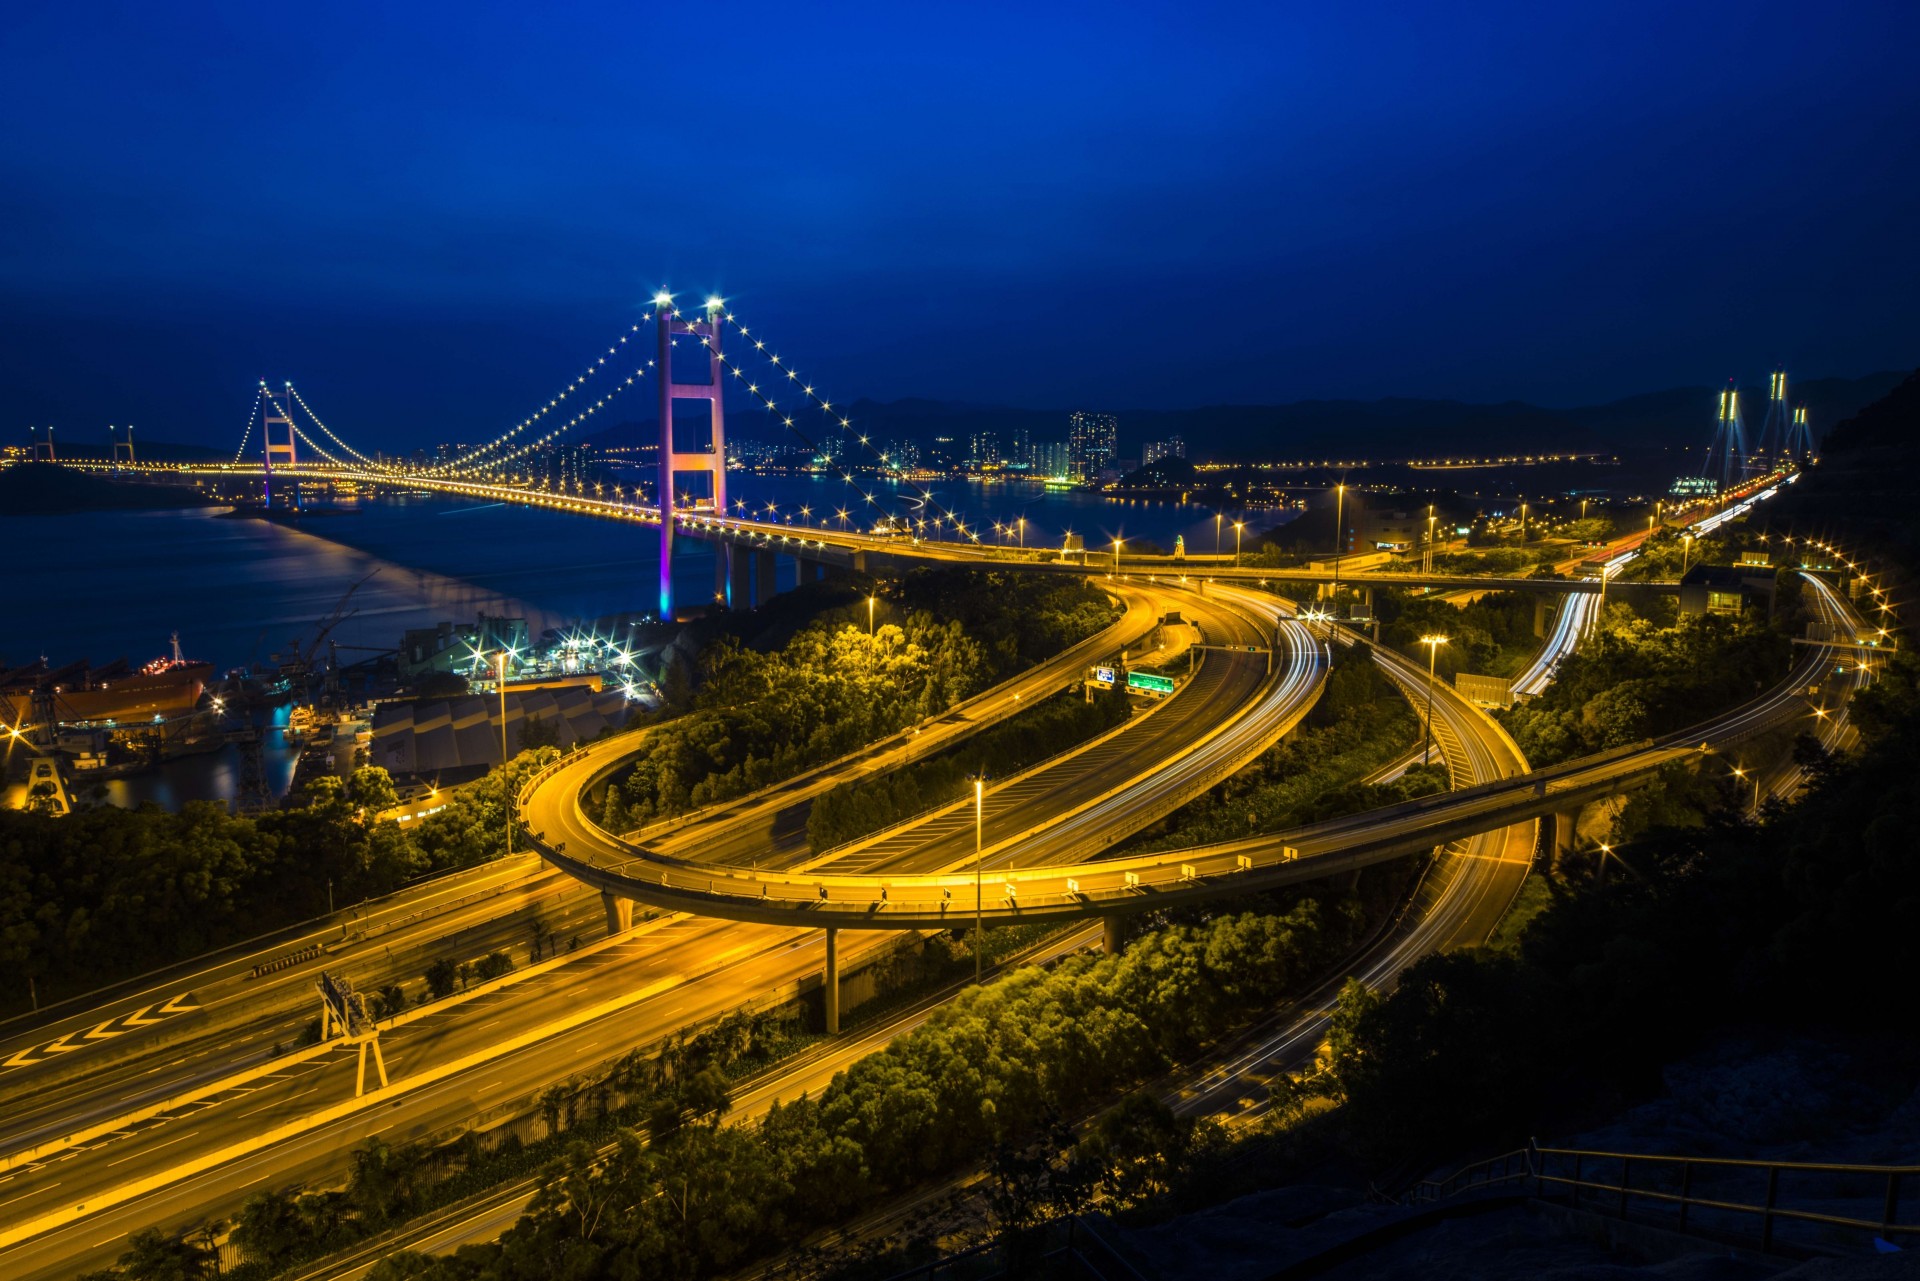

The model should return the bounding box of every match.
[1407,1142,1919,1255]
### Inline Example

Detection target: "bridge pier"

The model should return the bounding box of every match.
[1103,915,1126,957]
[1533,595,1549,639]
[755,549,778,607]
[824,927,841,1034]
[729,544,753,609]
[602,891,633,936]
[1551,807,1580,868]
[799,557,828,585]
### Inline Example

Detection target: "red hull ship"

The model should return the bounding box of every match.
[1,634,212,727]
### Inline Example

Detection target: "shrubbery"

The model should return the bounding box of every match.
[1499,604,1792,765]
[357,901,1360,1281]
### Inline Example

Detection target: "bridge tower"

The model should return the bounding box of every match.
[1787,405,1814,463]
[109,424,136,466]
[1757,369,1790,470]
[655,295,730,619]
[1702,384,1746,497]
[261,382,297,507]
[27,425,55,462]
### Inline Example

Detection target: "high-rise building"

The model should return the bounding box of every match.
[1068,411,1118,480]
[968,431,1001,469]
[1032,441,1070,478]
[1142,434,1186,466]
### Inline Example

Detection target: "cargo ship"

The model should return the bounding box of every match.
[0,633,213,727]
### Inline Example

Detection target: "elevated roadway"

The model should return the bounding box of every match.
[521,575,1844,931]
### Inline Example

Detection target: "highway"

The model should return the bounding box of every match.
[0,579,1163,1150]
[0,582,1326,1275]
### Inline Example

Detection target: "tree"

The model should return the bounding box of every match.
[232,1188,310,1270]
[107,1227,219,1281]
[473,950,515,982]
[423,957,459,1002]
[348,765,400,816]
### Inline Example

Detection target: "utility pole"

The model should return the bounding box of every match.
[1420,635,1448,770]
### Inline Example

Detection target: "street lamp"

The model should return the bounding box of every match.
[1215,511,1223,557]
[1730,765,1760,812]
[974,777,985,982]
[1233,521,1244,567]
[1332,483,1346,592]
[867,595,876,636]
[1419,634,1449,771]
[1017,517,1025,550]
[1681,533,1695,575]
[1113,536,1123,574]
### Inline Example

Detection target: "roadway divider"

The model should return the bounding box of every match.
[0,914,861,1253]
[0,910,684,1175]
[250,944,323,979]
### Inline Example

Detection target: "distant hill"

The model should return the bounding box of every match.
[578,372,1905,463]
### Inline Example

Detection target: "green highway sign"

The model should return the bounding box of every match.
[1127,671,1176,696]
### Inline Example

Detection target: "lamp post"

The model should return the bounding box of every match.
[1419,634,1449,769]
[1426,504,1437,575]
[1017,517,1025,550]
[1681,533,1694,575]
[1233,521,1244,568]
[867,595,876,636]
[1215,511,1223,557]
[1113,536,1123,574]
[496,651,512,859]
[974,777,985,982]
[1332,484,1346,593]
[1731,765,1760,812]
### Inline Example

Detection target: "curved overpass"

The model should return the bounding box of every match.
[522,581,1329,919]
[524,574,1848,930]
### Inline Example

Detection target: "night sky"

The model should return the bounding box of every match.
[5,1,1918,451]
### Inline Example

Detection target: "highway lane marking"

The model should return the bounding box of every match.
[0,1185,53,1210]
[238,1088,315,1120]
[107,1130,197,1167]
[3,994,202,1071]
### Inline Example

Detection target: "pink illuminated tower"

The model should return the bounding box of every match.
[655,295,730,619]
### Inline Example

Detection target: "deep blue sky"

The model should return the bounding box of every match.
[4,0,1918,452]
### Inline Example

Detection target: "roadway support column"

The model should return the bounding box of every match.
[1551,808,1579,869]
[1533,595,1549,639]
[729,542,753,608]
[755,549,778,607]
[824,927,841,1034]
[602,891,633,936]
[1102,915,1125,957]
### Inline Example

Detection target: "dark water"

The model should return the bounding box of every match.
[4,480,1287,677]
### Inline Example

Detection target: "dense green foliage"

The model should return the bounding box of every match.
[1499,603,1792,765]
[1326,648,1920,1165]
[616,573,1119,825]
[0,753,553,1006]
[1379,589,1540,680]
[1128,639,1434,851]
[806,683,1131,852]
[349,902,1359,1281]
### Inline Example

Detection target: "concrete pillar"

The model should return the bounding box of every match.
[729,543,753,608]
[1533,595,1549,639]
[755,549,778,607]
[824,927,840,1034]
[601,891,632,936]
[1551,808,1579,868]
[715,543,733,603]
[1362,587,1375,617]
[1102,915,1125,957]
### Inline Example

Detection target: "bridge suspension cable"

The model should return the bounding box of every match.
[711,309,986,544]
[231,387,264,465]
[427,318,654,476]
[287,383,389,470]
[445,355,656,482]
